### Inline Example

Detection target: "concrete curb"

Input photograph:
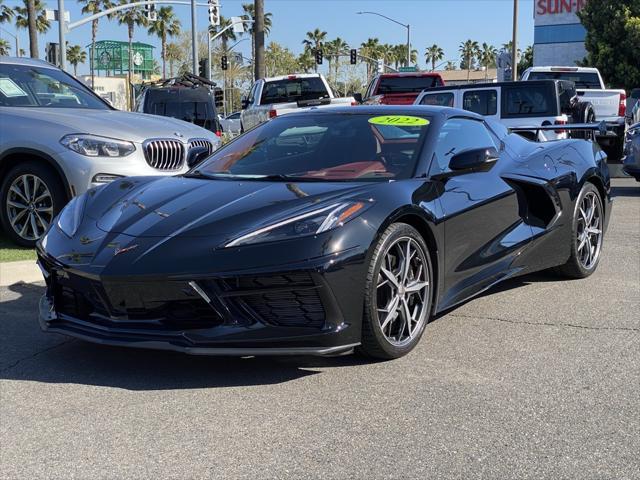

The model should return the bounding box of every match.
[0,260,42,287]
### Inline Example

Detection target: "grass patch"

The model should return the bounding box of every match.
[0,233,36,263]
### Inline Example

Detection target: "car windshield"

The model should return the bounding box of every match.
[0,63,109,109]
[527,71,601,89]
[260,77,330,104]
[378,76,442,94]
[194,113,431,181]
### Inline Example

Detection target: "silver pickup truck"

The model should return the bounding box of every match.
[240,74,355,131]
[522,66,627,158]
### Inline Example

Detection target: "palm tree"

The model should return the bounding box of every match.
[296,50,315,73]
[78,0,114,86]
[518,45,533,74]
[148,6,181,79]
[444,60,457,71]
[0,0,14,24]
[241,3,272,68]
[378,44,395,73]
[66,44,86,76]
[479,42,497,79]
[14,0,50,58]
[394,44,418,68]
[459,39,480,81]
[0,38,10,56]
[360,38,381,79]
[214,15,237,50]
[165,42,181,77]
[116,0,147,80]
[302,28,327,73]
[425,44,444,72]
[325,37,349,80]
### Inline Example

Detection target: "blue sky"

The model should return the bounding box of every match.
[1,0,535,75]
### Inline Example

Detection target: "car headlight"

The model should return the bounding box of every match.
[56,195,86,238]
[225,201,369,248]
[60,134,135,157]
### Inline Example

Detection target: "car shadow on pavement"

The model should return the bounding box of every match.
[0,283,378,391]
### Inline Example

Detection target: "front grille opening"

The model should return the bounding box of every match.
[144,139,185,170]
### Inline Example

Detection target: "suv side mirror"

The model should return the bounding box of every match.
[353,92,363,104]
[187,146,210,168]
[449,147,499,172]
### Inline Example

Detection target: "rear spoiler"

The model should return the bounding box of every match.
[509,121,619,137]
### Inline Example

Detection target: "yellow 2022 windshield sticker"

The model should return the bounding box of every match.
[368,115,429,127]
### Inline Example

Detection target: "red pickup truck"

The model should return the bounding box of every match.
[360,72,445,105]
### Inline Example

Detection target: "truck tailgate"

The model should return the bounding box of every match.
[578,89,623,120]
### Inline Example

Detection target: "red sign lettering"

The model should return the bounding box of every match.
[536,0,587,15]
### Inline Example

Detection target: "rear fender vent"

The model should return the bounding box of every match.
[505,178,559,229]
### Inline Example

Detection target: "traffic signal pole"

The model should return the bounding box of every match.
[190,0,198,74]
[58,0,66,70]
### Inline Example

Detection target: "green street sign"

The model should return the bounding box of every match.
[398,66,419,72]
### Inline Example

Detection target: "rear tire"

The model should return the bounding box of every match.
[0,161,66,247]
[358,223,433,360]
[554,182,604,279]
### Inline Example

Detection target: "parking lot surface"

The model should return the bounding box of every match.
[1,178,638,479]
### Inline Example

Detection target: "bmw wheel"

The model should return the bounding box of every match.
[359,223,433,359]
[0,162,66,247]
[555,182,604,278]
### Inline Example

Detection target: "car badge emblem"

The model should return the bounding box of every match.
[114,244,139,256]
[174,132,184,138]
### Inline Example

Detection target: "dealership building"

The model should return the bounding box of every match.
[533,0,588,66]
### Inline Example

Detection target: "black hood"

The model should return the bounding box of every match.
[88,176,376,239]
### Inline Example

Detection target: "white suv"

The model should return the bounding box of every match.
[0,57,220,246]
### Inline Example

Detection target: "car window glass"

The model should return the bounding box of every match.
[527,71,601,89]
[260,77,329,104]
[502,85,554,117]
[431,118,497,174]
[419,92,454,107]
[463,90,497,116]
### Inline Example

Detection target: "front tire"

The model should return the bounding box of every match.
[554,182,604,279]
[359,223,433,360]
[0,162,66,247]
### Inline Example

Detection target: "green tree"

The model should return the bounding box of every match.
[459,39,480,81]
[425,44,444,72]
[241,3,272,67]
[0,38,10,56]
[480,42,497,77]
[579,0,640,90]
[325,37,349,81]
[378,43,394,73]
[165,42,181,77]
[360,37,381,79]
[264,41,298,76]
[66,44,86,76]
[518,45,533,74]
[302,28,327,73]
[148,6,181,78]
[296,50,315,73]
[0,0,14,24]
[394,44,418,68]
[444,60,457,71]
[14,0,50,37]
[116,0,147,79]
[213,15,237,50]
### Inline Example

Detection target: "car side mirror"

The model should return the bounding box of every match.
[241,98,249,109]
[353,92,363,104]
[449,147,499,172]
[187,146,210,168]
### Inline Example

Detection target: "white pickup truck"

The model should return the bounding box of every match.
[240,74,355,131]
[521,66,627,157]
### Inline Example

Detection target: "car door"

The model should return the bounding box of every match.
[431,117,533,309]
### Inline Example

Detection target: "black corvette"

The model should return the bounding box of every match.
[36,106,611,359]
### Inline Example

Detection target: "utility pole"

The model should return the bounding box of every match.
[27,0,38,58]
[511,0,519,81]
[58,0,66,70]
[254,0,265,80]
[191,0,198,74]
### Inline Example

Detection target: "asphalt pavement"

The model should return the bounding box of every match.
[1,178,638,479]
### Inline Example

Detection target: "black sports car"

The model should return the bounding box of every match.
[36,106,612,359]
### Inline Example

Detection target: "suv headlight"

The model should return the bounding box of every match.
[56,195,86,238]
[60,134,135,157]
[225,201,369,248]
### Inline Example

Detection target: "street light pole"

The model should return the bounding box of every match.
[190,0,198,74]
[58,0,66,71]
[356,11,410,67]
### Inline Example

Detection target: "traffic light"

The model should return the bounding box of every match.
[221,55,228,71]
[46,42,60,65]
[145,3,156,21]
[350,49,357,65]
[213,87,223,108]
[208,0,220,27]
[198,58,210,80]
[315,49,323,65]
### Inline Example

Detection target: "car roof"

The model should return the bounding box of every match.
[285,105,482,121]
[0,56,58,69]
[417,79,562,93]
[376,72,442,77]
[526,66,599,73]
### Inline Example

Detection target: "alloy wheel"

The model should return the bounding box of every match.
[376,236,430,346]
[576,191,602,270]
[6,174,53,241]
